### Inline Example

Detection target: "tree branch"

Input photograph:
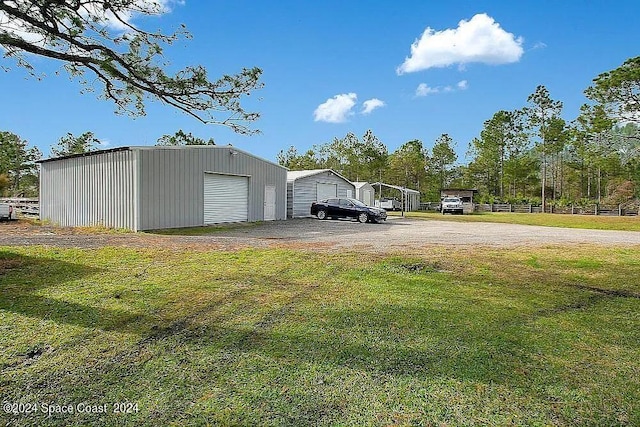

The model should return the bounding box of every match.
[0,0,263,134]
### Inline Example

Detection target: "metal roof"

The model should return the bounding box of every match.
[352,181,373,189]
[37,145,286,169]
[370,182,420,194]
[287,169,352,184]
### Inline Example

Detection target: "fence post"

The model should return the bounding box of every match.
[619,204,622,216]
[595,204,599,216]
[529,204,532,213]
[490,204,494,212]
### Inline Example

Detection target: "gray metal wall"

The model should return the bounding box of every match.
[286,181,294,218]
[137,146,287,230]
[355,183,375,205]
[289,171,355,218]
[39,149,137,230]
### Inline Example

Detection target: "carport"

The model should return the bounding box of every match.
[371,182,420,211]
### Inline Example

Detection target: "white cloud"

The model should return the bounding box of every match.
[361,98,385,115]
[532,42,547,50]
[77,0,178,31]
[416,83,440,96]
[314,93,358,123]
[415,80,468,97]
[397,13,524,74]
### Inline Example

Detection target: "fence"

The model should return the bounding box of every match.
[473,203,639,217]
[0,198,40,218]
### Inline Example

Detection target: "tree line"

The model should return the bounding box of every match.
[280,56,640,207]
[277,131,457,202]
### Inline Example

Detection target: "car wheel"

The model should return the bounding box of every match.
[357,212,368,223]
[317,209,327,220]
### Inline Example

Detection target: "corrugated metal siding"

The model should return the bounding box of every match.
[137,147,287,230]
[290,171,355,218]
[355,183,375,205]
[39,150,137,230]
[287,182,294,219]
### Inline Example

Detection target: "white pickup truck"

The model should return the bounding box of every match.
[441,197,464,215]
[0,203,17,220]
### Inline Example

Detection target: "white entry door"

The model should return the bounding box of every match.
[363,190,373,206]
[204,173,249,224]
[317,183,337,201]
[264,185,276,221]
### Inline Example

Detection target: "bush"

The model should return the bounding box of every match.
[604,180,636,205]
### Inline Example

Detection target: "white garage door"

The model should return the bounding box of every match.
[317,183,337,201]
[204,173,249,224]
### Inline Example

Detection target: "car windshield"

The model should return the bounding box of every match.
[443,198,460,202]
[347,198,367,207]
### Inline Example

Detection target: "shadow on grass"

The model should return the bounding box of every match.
[7,272,637,426]
[0,250,151,332]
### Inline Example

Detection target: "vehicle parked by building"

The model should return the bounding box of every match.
[0,203,17,220]
[311,198,387,223]
[441,197,464,215]
[375,197,402,211]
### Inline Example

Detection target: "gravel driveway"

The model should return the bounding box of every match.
[1,217,640,251]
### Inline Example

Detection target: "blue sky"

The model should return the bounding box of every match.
[2,1,639,163]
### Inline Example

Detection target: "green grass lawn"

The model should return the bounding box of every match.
[1,244,639,426]
[145,221,262,236]
[394,211,640,232]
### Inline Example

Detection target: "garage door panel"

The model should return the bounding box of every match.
[204,174,248,224]
[317,183,337,201]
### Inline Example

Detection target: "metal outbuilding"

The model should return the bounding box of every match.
[371,182,421,211]
[38,146,287,231]
[286,169,355,218]
[352,182,375,206]
[440,188,478,204]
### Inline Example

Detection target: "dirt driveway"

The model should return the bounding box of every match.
[1,217,640,251]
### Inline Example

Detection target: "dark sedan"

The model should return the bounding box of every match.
[310,198,387,223]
